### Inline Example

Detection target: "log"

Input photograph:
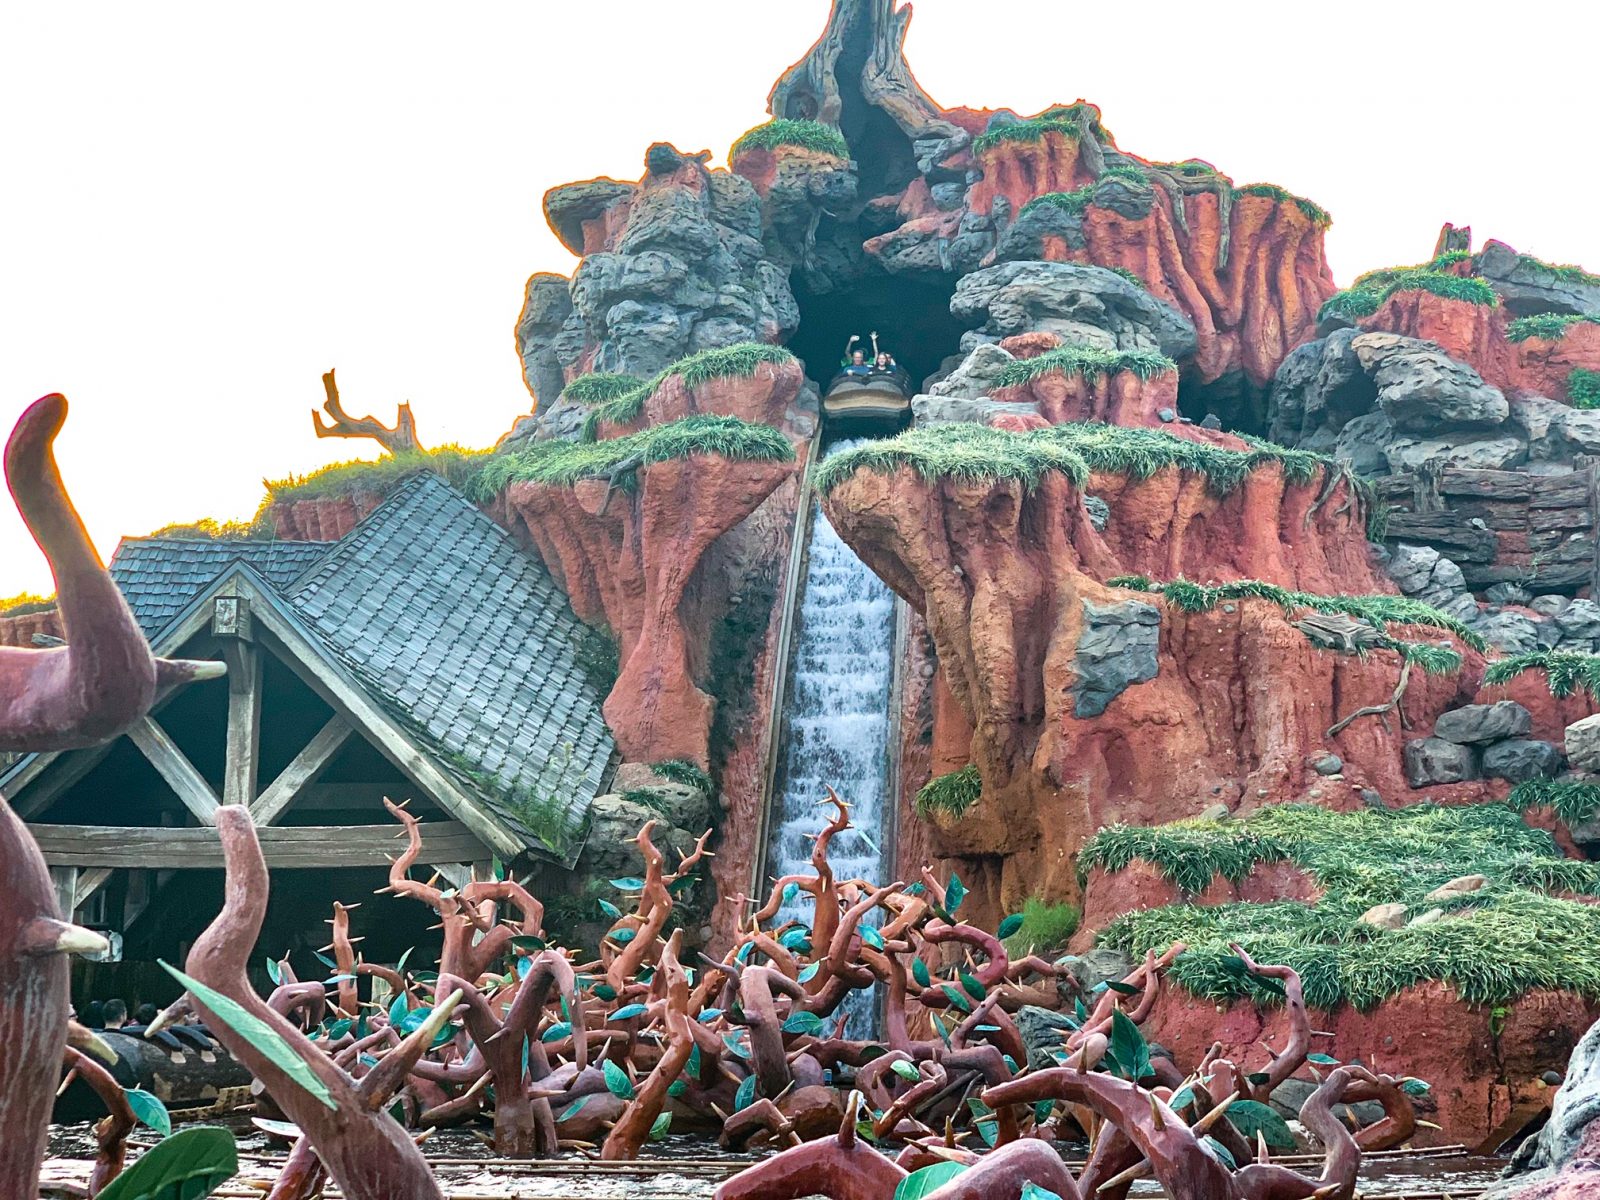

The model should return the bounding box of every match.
[26,821,487,870]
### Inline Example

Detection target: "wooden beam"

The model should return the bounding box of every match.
[27,821,487,870]
[221,641,263,806]
[49,866,78,920]
[126,717,220,825]
[74,867,113,913]
[249,715,352,827]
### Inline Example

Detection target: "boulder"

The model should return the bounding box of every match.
[1360,902,1408,930]
[1387,543,1441,593]
[1404,737,1479,785]
[1484,739,1565,784]
[1309,753,1344,777]
[926,342,1019,400]
[1510,394,1578,463]
[1557,600,1600,643]
[1265,329,1370,446]
[1385,431,1528,473]
[1561,410,1600,455]
[1432,701,1533,746]
[1072,599,1161,718]
[1566,715,1600,773]
[1423,874,1487,903]
[1015,1006,1080,1070]
[1430,557,1467,593]
[1474,611,1543,656]
[949,260,1198,360]
[912,394,1042,428]
[1476,238,1600,317]
[1333,410,1396,476]
[1350,330,1509,431]
[1488,582,1536,607]
[1068,947,1136,994]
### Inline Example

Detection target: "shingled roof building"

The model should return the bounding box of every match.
[2,474,615,979]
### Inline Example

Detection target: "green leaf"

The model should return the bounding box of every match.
[610,1004,649,1022]
[1400,1077,1431,1097]
[1032,1099,1054,1125]
[491,855,506,882]
[894,1162,968,1200]
[798,963,820,983]
[602,1059,636,1099]
[541,1022,572,1043]
[610,877,646,891]
[1106,1008,1152,1082]
[609,928,637,946]
[1105,980,1139,996]
[891,1059,921,1082]
[931,1013,951,1047]
[1021,1185,1063,1200]
[1227,1099,1296,1150]
[591,982,618,1001]
[781,1011,826,1036]
[510,935,546,952]
[649,1112,672,1141]
[945,874,968,913]
[95,1125,237,1200]
[124,1087,172,1138]
[912,958,932,988]
[598,898,623,920]
[734,1073,757,1112]
[960,970,986,1001]
[387,993,408,1027]
[311,950,337,971]
[1245,1071,1272,1087]
[997,914,1024,940]
[160,962,335,1110]
[1169,1084,1197,1111]
[265,957,282,987]
[723,1032,752,1059]
[1203,1136,1237,1170]
[667,1080,688,1098]
[860,925,885,951]
[940,985,973,1014]
[781,881,800,906]
[558,1095,590,1122]
[326,1018,353,1040]
[778,926,812,953]
[395,946,414,977]
[1307,1053,1341,1065]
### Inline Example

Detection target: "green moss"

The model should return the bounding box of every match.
[563,373,645,405]
[147,517,271,540]
[915,765,982,820]
[731,118,848,160]
[0,591,55,618]
[1232,183,1331,227]
[813,422,1367,513]
[1484,650,1600,700]
[1099,165,1148,185]
[1151,159,1222,179]
[1506,314,1600,343]
[467,414,792,502]
[1019,186,1098,220]
[1430,250,1473,268]
[996,345,1176,388]
[1105,265,1146,289]
[1391,639,1465,675]
[973,102,1112,154]
[1320,268,1499,324]
[1569,368,1600,410]
[266,444,491,504]
[1107,576,1485,652]
[1089,803,1600,1008]
[580,343,796,440]
[1507,778,1600,828]
[1002,897,1080,958]
[652,759,714,795]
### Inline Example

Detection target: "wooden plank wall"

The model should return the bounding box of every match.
[1376,461,1598,593]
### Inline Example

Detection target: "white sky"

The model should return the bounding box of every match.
[3,1,1596,595]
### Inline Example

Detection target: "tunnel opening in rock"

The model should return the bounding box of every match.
[1177,370,1272,436]
[788,268,966,396]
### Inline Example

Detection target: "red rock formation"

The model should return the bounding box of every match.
[269,493,385,541]
[823,458,1419,911]
[1141,980,1596,1150]
[495,453,796,767]
[1516,322,1600,403]
[589,359,804,441]
[0,607,61,648]
[991,364,1186,429]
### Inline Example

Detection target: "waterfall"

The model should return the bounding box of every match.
[766,438,897,1035]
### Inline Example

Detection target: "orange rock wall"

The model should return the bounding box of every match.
[0,608,61,648]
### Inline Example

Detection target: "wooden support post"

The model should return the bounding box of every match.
[75,868,113,914]
[49,865,78,920]
[221,641,263,807]
[127,716,221,825]
[249,716,352,826]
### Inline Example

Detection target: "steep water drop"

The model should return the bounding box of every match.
[766,438,897,1035]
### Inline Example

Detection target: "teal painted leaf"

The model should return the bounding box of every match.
[510,935,545,952]
[1169,1084,1197,1110]
[387,993,408,1027]
[1307,1053,1341,1065]
[940,985,972,1014]
[610,1004,649,1022]
[931,1013,951,1047]
[697,1008,723,1023]
[781,1011,825,1036]
[733,1073,757,1112]
[558,1095,590,1122]
[1032,1099,1054,1125]
[1400,1077,1431,1096]
[798,963,820,983]
[1203,1136,1237,1170]
[609,928,637,945]
[890,1059,921,1082]
[723,1032,751,1059]
[860,926,884,951]
[781,882,800,906]
[1105,980,1139,995]
[912,958,932,988]
[541,1022,572,1043]
[649,1112,672,1141]
[1106,1008,1152,1082]
[667,1079,688,1098]
[945,874,968,913]
[160,962,335,1110]
[1021,1185,1063,1200]
[592,982,618,1001]
[959,970,985,1001]
[894,1162,968,1200]
[598,898,623,920]
[491,856,505,882]
[997,914,1024,940]
[124,1087,172,1137]
[311,950,337,971]
[1227,1099,1297,1150]
[265,957,282,987]
[610,877,646,891]
[326,1018,353,1040]
[96,1125,237,1200]
[602,1059,636,1099]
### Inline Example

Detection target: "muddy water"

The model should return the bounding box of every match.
[42,1123,1515,1199]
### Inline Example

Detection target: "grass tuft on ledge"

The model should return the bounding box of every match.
[465,414,793,503]
[995,345,1176,388]
[731,119,848,160]
[973,103,1112,154]
[0,591,56,618]
[267,444,491,505]
[1516,255,1600,288]
[1569,369,1600,410]
[1002,897,1080,958]
[1232,183,1332,226]
[1507,778,1600,828]
[563,373,645,406]
[1506,314,1600,343]
[1320,268,1499,323]
[915,764,982,821]
[1088,803,1600,1008]
[581,343,795,441]
[1484,650,1600,700]
[1107,576,1484,652]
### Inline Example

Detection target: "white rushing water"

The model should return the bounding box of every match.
[766,439,897,1035]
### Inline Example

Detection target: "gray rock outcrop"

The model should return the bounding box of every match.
[1073,599,1161,718]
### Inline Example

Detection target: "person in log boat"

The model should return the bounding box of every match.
[824,332,913,426]
[841,334,872,376]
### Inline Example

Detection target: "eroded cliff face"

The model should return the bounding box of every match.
[0,607,61,648]
[821,455,1407,907]
[270,494,385,541]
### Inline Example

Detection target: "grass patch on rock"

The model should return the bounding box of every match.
[1002,897,1080,959]
[1319,268,1499,323]
[915,764,982,820]
[1088,803,1600,1008]
[1507,778,1600,828]
[466,414,793,502]
[995,345,1176,387]
[1569,368,1600,410]
[580,343,795,440]
[267,444,491,504]
[563,372,645,406]
[973,103,1112,154]
[731,119,848,160]
[1231,183,1331,226]
[1106,576,1484,653]
[1485,650,1600,700]
[1506,314,1600,343]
